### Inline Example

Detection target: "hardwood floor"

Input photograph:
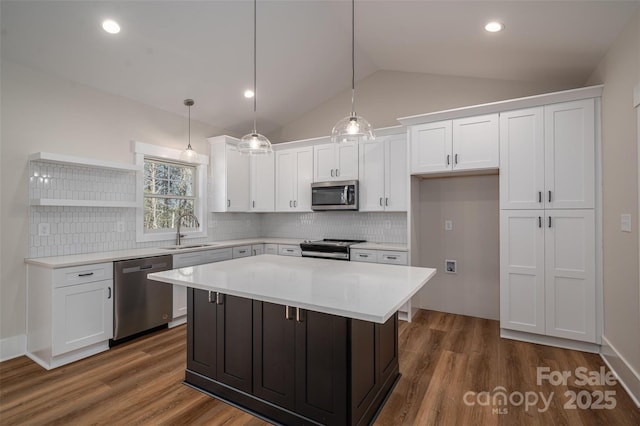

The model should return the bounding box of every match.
[1,310,638,425]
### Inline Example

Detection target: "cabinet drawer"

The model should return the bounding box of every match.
[233,245,252,258]
[377,251,408,265]
[53,262,113,288]
[201,248,233,263]
[264,243,278,255]
[278,244,301,257]
[173,252,204,268]
[350,249,378,263]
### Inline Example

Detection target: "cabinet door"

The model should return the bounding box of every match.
[452,114,499,171]
[250,154,275,212]
[499,211,545,335]
[252,302,296,410]
[294,148,313,211]
[544,99,595,209]
[173,286,187,320]
[226,145,250,211]
[499,108,545,209]
[358,139,385,211]
[216,294,253,393]
[187,288,217,378]
[336,142,359,180]
[545,210,596,342]
[384,135,407,211]
[251,244,265,256]
[275,150,295,211]
[295,310,348,425]
[313,144,336,182]
[410,121,452,173]
[52,279,113,356]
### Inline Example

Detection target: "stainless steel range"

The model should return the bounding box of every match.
[300,239,365,261]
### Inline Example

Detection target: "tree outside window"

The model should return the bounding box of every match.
[143,159,197,231]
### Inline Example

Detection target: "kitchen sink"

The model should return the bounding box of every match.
[159,243,219,250]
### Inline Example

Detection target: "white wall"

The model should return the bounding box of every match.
[414,175,500,320]
[270,70,572,142]
[0,61,224,346]
[587,11,640,400]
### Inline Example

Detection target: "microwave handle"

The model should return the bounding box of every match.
[343,186,348,204]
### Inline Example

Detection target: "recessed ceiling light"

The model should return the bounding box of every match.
[102,19,121,34]
[244,89,255,98]
[485,21,504,33]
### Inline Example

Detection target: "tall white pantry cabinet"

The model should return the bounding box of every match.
[499,98,598,346]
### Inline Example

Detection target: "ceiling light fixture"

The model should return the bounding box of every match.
[180,99,198,162]
[485,21,504,32]
[238,0,273,155]
[244,89,255,99]
[332,0,374,144]
[102,19,121,34]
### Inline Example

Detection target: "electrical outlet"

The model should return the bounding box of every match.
[445,259,457,274]
[38,223,50,236]
[116,221,125,233]
[621,214,631,233]
[445,220,453,231]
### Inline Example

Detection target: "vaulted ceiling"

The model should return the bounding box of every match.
[2,0,638,136]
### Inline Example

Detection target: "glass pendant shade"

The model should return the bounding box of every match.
[180,144,198,161]
[238,132,272,155]
[331,114,375,144]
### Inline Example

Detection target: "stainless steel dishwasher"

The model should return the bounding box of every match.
[113,255,173,343]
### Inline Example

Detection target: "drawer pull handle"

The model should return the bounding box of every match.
[386,256,397,260]
[296,307,304,323]
[216,293,224,305]
[359,254,368,257]
[239,250,247,253]
[548,191,552,203]
[285,305,293,320]
[78,272,94,277]
[446,154,450,165]
[538,191,542,203]
[208,291,214,304]
[107,287,112,299]
[331,169,334,177]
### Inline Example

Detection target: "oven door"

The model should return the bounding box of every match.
[311,180,358,211]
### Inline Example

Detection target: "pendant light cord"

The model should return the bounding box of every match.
[253,0,258,134]
[188,103,192,149]
[350,0,355,117]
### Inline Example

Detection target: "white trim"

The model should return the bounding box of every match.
[398,85,604,125]
[0,334,26,362]
[633,83,640,108]
[133,141,209,243]
[595,98,604,344]
[26,341,109,370]
[500,328,600,353]
[600,336,640,408]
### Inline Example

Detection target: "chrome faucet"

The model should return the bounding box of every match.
[176,212,200,245]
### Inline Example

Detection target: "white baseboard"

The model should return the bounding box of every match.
[500,328,600,353]
[600,335,640,408]
[0,334,27,362]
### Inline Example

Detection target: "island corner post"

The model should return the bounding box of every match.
[184,287,400,426]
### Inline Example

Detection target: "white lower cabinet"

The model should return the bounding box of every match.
[27,262,114,369]
[264,243,278,255]
[278,244,302,257]
[233,245,252,258]
[251,244,265,256]
[350,249,413,321]
[500,210,596,343]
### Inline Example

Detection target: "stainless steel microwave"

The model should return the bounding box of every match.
[311,180,359,211]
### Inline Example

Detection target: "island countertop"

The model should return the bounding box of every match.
[148,254,436,323]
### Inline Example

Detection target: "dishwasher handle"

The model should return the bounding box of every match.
[120,261,171,274]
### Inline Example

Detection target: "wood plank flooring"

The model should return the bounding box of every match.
[1,310,638,425]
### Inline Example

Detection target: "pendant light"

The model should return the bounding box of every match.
[331,0,374,144]
[180,99,198,162]
[238,0,273,155]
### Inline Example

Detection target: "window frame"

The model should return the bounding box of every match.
[134,141,208,243]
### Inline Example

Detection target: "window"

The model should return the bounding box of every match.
[143,159,197,231]
[134,141,208,243]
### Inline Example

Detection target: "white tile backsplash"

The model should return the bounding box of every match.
[27,162,407,257]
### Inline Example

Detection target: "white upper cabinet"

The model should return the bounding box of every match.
[452,114,499,171]
[359,134,407,212]
[410,120,452,173]
[275,146,313,211]
[209,136,250,212]
[499,99,595,210]
[313,142,358,181]
[249,154,275,212]
[500,107,545,209]
[410,114,498,174]
[544,99,595,209]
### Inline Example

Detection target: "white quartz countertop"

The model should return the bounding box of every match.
[24,238,304,268]
[24,238,408,268]
[148,254,435,323]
